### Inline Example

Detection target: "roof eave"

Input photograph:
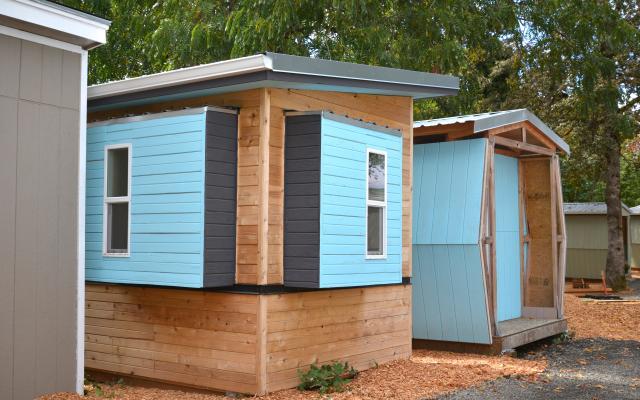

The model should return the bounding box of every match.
[87,53,459,104]
[0,0,110,49]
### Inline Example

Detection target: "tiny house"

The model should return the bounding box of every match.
[412,110,569,353]
[564,202,632,279]
[83,53,459,394]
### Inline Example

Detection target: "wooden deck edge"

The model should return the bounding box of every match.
[412,339,503,355]
[497,319,568,351]
[413,319,568,355]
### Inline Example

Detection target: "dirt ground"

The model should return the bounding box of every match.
[39,278,640,400]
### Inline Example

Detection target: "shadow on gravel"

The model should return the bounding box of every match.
[437,337,640,400]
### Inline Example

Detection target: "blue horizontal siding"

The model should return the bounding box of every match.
[85,112,206,287]
[318,117,403,288]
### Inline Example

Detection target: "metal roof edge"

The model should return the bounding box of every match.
[0,0,110,47]
[88,54,268,100]
[88,53,459,102]
[414,109,570,155]
[87,105,236,127]
[265,52,460,91]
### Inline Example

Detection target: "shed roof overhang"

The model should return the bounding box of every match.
[0,0,110,49]
[414,109,570,155]
[87,53,460,112]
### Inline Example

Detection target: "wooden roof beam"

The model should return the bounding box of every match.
[493,135,555,156]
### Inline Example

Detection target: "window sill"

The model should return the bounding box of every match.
[366,255,387,260]
[103,253,130,258]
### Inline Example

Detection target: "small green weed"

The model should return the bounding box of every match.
[297,361,358,394]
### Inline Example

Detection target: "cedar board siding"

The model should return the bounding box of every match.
[204,110,239,286]
[0,35,82,399]
[411,139,491,344]
[85,283,411,395]
[88,89,414,284]
[86,113,207,287]
[319,116,403,287]
[265,284,412,392]
[283,115,321,287]
[85,284,259,393]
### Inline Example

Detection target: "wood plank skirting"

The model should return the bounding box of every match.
[85,283,412,394]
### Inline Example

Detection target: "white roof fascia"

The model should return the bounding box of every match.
[0,0,110,48]
[88,54,268,100]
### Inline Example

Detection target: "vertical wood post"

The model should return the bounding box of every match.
[257,89,271,285]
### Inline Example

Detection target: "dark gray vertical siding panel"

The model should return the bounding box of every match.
[203,110,238,287]
[284,115,321,288]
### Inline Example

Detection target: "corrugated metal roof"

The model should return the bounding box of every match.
[414,109,570,155]
[564,202,631,216]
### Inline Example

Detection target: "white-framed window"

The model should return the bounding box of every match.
[103,144,131,257]
[366,149,387,259]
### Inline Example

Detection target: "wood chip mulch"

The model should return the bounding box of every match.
[38,351,545,400]
[41,285,640,400]
[564,293,640,341]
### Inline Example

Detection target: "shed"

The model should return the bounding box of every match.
[412,109,568,354]
[83,53,458,394]
[0,1,109,398]
[631,205,640,269]
[564,202,632,279]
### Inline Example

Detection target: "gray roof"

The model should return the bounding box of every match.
[630,205,640,215]
[88,53,459,111]
[414,109,570,154]
[564,202,631,216]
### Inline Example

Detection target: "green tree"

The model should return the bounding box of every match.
[514,0,640,289]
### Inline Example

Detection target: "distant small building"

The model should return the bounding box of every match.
[629,205,640,269]
[563,202,632,279]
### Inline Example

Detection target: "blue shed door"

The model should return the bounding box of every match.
[494,155,522,322]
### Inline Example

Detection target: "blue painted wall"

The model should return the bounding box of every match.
[318,116,403,287]
[86,112,206,287]
[412,139,491,344]
[494,155,522,321]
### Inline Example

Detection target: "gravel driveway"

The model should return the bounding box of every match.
[438,337,640,400]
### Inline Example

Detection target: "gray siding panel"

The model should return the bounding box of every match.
[284,115,321,287]
[0,96,18,400]
[203,110,238,287]
[0,34,81,399]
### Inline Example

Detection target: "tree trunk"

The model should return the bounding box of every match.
[604,135,627,291]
